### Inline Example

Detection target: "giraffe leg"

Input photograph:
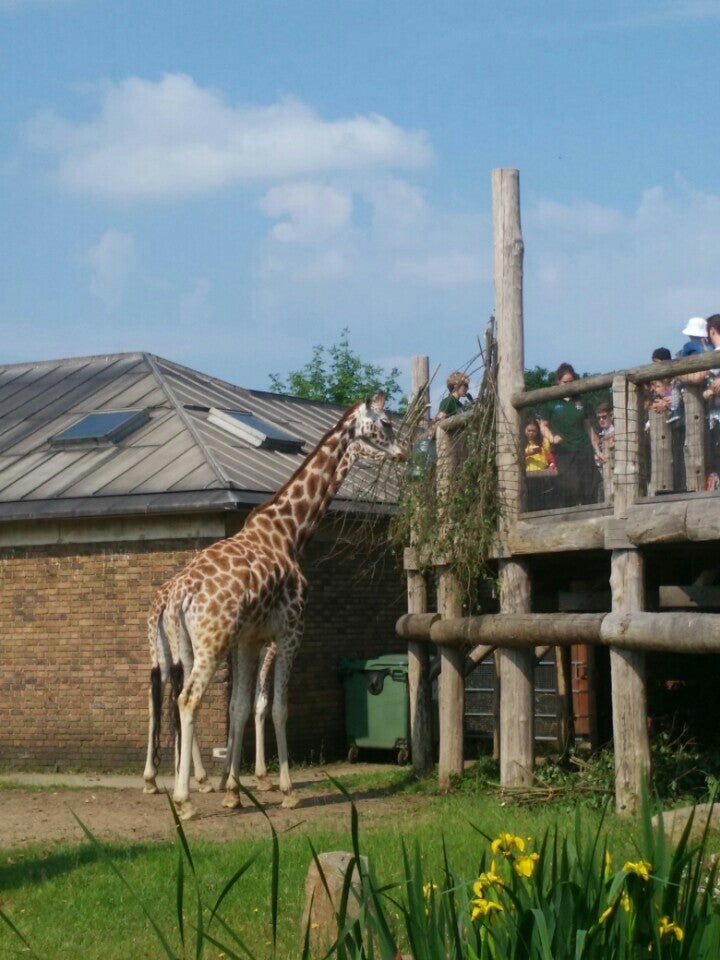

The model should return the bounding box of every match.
[272,636,301,809]
[254,643,276,792]
[173,658,215,820]
[142,666,163,794]
[192,736,214,793]
[222,645,255,810]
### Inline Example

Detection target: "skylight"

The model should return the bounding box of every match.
[208,408,304,453]
[52,409,150,446]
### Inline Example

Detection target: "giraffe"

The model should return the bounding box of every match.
[143,440,385,799]
[218,435,396,799]
[145,395,406,820]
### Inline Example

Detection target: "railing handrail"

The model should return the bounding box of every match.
[513,351,720,409]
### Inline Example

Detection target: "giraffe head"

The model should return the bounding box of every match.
[350,392,408,461]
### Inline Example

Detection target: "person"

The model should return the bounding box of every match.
[679,316,710,356]
[702,314,720,489]
[651,347,671,363]
[538,363,603,507]
[595,402,615,455]
[524,419,556,471]
[665,321,711,424]
[436,371,471,420]
[651,348,680,423]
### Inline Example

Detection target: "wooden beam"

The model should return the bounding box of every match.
[432,612,605,646]
[396,612,440,641]
[502,510,608,555]
[601,611,720,652]
[513,350,720,410]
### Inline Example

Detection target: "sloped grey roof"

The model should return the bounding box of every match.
[0,352,396,522]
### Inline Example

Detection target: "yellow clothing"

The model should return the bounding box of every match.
[525,437,553,472]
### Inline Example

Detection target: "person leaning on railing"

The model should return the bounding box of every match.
[701,315,720,490]
[435,371,472,421]
[538,362,604,508]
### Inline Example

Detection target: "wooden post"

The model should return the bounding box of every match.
[602,446,615,505]
[437,565,465,790]
[554,645,575,760]
[683,383,706,492]
[492,168,535,789]
[610,374,650,814]
[498,560,534,785]
[648,408,674,495]
[407,355,434,778]
[436,424,465,791]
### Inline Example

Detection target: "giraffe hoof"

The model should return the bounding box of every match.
[175,800,199,821]
[281,793,301,810]
[221,792,242,810]
[255,775,273,792]
[143,782,160,795]
[196,778,215,794]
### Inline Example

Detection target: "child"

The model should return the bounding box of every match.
[524,419,556,472]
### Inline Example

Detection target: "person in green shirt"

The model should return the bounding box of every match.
[436,371,471,420]
[539,362,603,507]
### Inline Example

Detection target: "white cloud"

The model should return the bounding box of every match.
[295,250,350,281]
[527,199,626,239]
[259,182,353,243]
[86,229,136,310]
[392,252,483,287]
[24,73,433,200]
[523,181,720,371]
[588,0,720,29]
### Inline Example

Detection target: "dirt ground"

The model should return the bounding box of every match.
[0,763,424,849]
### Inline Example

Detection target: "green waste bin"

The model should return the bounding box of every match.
[339,654,409,764]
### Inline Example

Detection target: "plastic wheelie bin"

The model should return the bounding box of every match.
[339,653,409,764]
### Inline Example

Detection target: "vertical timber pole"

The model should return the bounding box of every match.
[407,355,434,777]
[610,374,650,813]
[436,424,465,791]
[493,168,535,789]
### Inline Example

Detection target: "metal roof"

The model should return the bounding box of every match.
[0,352,398,522]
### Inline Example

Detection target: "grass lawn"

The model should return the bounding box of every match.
[1,764,692,960]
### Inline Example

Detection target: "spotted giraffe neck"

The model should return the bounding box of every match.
[243,403,361,554]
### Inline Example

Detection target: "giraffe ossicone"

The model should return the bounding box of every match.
[143,394,407,820]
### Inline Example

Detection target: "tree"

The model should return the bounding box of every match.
[524,365,556,391]
[269,328,403,408]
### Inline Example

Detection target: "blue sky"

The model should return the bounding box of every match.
[3,1,720,403]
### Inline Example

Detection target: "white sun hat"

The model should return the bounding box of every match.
[682,316,708,338]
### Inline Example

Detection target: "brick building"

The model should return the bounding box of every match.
[0,353,405,770]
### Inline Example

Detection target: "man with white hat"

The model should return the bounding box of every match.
[679,316,710,356]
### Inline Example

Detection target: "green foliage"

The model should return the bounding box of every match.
[390,361,499,593]
[269,328,403,409]
[5,786,719,960]
[524,365,556,391]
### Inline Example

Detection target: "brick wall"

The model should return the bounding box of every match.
[0,527,405,771]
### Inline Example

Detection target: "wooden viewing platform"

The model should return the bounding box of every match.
[399,168,720,814]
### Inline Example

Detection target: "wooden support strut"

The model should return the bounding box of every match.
[396,610,720,654]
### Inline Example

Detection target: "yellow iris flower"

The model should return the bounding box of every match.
[470,896,504,921]
[491,832,525,855]
[477,860,505,888]
[622,859,652,881]
[513,852,540,878]
[659,916,684,941]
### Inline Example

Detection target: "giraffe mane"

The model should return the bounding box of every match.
[245,399,365,523]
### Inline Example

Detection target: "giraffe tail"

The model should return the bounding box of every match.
[150,663,162,770]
